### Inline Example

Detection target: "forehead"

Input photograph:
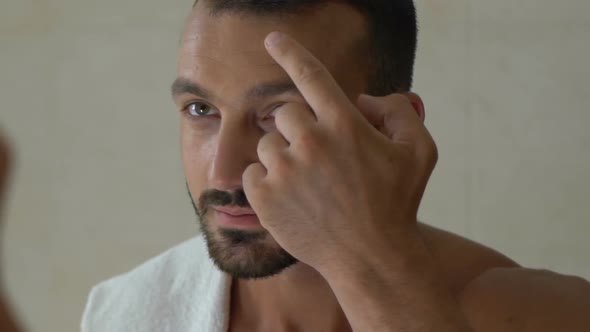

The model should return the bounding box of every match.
[176,2,368,105]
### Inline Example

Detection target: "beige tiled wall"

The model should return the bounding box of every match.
[1,0,589,331]
[416,0,590,274]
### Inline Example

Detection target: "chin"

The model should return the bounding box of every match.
[202,225,299,279]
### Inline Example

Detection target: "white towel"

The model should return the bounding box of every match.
[81,235,233,332]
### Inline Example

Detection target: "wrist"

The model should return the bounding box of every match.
[319,225,429,283]
[318,230,472,332]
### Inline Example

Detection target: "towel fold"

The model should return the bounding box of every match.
[81,236,232,332]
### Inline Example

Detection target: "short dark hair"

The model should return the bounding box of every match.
[193,0,418,95]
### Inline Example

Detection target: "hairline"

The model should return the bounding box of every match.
[190,0,415,94]
[189,0,372,76]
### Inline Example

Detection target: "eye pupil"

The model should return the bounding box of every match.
[188,103,210,116]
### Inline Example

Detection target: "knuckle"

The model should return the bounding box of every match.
[273,114,289,134]
[274,106,289,123]
[296,129,321,159]
[257,134,270,153]
[275,105,298,128]
[243,163,265,189]
[270,131,284,141]
[426,139,439,167]
[272,153,291,174]
[257,133,277,156]
[243,162,258,181]
[416,137,438,172]
[294,59,324,85]
[333,113,356,133]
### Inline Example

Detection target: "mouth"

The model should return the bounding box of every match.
[213,206,256,216]
[212,206,261,229]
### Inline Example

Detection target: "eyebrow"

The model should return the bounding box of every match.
[171,77,300,102]
[171,78,213,99]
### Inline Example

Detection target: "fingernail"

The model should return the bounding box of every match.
[265,32,283,49]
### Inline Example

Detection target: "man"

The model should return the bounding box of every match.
[82,1,590,331]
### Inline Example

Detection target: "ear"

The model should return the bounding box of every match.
[403,92,426,123]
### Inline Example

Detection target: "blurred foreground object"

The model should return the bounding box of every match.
[0,131,22,332]
[0,132,10,202]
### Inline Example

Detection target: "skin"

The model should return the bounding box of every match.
[0,132,22,332]
[175,2,590,331]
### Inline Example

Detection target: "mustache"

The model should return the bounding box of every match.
[188,186,250,217]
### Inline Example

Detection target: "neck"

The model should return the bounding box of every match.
[230,262,352,332]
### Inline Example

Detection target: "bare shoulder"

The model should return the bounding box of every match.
[418,223,590,331]
[459,267,590,332]
[417,223,519,293]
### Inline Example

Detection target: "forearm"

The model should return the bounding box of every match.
[322,234,472,332]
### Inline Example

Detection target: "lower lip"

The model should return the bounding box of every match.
[214,210,261,229]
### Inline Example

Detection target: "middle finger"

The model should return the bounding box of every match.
[274,102,317,144]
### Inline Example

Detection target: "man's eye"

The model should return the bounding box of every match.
[185,102,215,117]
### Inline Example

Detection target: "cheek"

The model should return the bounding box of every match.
[181,122,217,194]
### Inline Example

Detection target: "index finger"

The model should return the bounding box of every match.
[264,31,357,123]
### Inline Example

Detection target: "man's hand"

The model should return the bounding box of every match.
[242,32,472,332]
[242,31,437,275]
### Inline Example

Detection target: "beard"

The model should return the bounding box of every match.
[188,185,298,279]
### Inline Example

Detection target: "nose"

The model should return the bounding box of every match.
[209,120,260,191]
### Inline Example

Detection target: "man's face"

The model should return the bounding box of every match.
[174,1,368,279]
